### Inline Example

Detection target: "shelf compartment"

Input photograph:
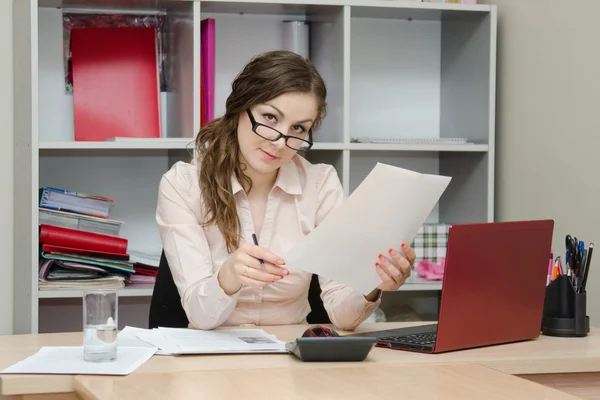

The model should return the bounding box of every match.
[38,295,152,333]
[37,2,198,143]
[38,151,189,255]
[349,5,494,146]
[201,3,346,143]
[349,150,491,224]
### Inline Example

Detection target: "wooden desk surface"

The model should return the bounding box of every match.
[1,322,599,397]
[73,363,580,400]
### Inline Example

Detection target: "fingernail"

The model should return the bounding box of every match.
[378,254,384,260]
[388,248,394,255]
[375,262,380,268]
[278,260,285,265]
[401,243,406,248]
[285,270,290,275]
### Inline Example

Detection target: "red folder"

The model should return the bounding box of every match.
[41,244,130,261]
[39,225,128,255]
[71,27,161,141]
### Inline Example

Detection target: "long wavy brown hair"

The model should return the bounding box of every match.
[195,50,327,253]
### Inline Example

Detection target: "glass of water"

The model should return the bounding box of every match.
[83,289,118,362]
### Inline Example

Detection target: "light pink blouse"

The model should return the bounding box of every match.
[155,154,381,330]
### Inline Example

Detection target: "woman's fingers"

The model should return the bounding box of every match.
[388,248,412,277]
[235,254,287,286]
[400,243,416,266]
[242,242,287,268]
[378,253,405,283]
[238,273,274,288]
[375,262,395,284]
[238,253,287,277]
[236,263,284,284]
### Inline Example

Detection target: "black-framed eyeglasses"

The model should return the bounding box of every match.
[246,109,313,151]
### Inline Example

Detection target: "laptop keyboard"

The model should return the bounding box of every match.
[379,332,437,346]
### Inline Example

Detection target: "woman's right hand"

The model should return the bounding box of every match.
[217,242,289,295]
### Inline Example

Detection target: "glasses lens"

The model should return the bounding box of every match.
[255,125,281,141]
[287,137,311,151]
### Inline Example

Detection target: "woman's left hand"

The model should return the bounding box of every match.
[375,243,416,291]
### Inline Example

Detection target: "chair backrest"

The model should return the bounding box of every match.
[306,273,331,324]
[148,251,189,329]
[148,250,331,328]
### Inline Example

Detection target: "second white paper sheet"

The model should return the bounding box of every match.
[283,163,451,294]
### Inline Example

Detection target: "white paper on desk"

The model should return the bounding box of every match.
[136,330,182,355]
[0,346,156,375]
[116,326,172,356]
[283,163,451,294]
[144,328,288,355]
[117,326,157,348]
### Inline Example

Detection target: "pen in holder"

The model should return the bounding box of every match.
[541,274,590,337]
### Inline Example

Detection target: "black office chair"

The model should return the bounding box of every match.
[148,251,189,329]
[148,250,331,329]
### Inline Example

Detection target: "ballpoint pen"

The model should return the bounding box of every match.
[577,249,588,288]
[579,243,593,293]
[252,233,265,266]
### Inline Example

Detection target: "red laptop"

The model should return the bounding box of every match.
[351,220,554,353]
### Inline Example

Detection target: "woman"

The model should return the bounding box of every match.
[156,50,415,331]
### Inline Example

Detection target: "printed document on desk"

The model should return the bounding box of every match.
[283,163,452,294]
[136,328,288,355]
[0,346,156,375]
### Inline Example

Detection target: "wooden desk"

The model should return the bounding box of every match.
[1,322,599,399]
[73,363,580,400]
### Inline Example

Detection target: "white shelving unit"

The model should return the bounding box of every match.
[13,0,496,334]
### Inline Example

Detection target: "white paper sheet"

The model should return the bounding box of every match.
[0,346,156,375]
[117,326,157,348]
[283,163,452,294]
[137,328,288,355]
[135,330,182,355]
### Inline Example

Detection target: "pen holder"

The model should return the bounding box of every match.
[541,275,590,337]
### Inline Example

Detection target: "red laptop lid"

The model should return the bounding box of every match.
[435,220,554,353]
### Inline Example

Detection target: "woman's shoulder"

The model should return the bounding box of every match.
[160,159,201,198]
[293,155,341,191]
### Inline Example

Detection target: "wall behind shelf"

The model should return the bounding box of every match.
[0,0,13,335]
[479,0,600,325]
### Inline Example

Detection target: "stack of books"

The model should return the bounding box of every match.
[37,187,159,290]
[39,187,123,236]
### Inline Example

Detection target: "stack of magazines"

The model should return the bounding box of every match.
[39,186,123,236]
[38,224,132,290]
[38,225,160,290]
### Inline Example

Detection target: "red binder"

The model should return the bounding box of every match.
[71,27,161,141]
[41,244,130,261]
[39,225,128,255]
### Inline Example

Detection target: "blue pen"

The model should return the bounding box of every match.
[578,241,585,271]
[252,233,264,266]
